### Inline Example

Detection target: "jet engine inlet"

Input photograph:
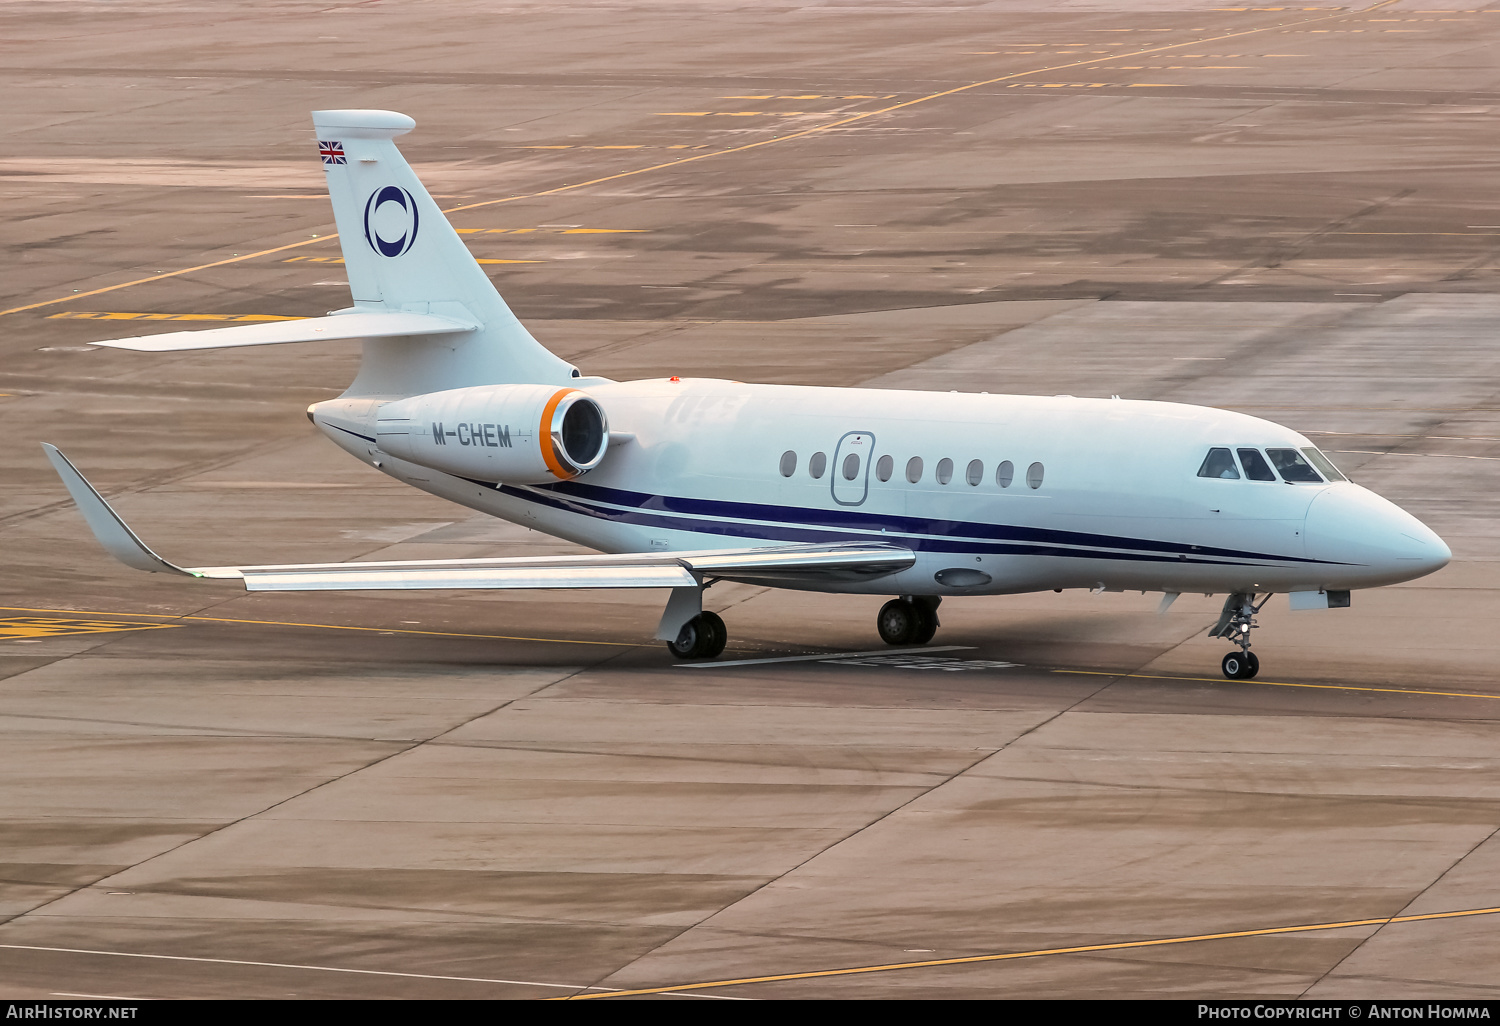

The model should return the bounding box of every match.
[548,391,607,474]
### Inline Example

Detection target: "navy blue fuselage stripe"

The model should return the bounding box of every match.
[332,424,376,444]
[539,479,1337,565]
[479,479,1345,568]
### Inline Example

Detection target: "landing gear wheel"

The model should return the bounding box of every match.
[698,611,727,659]
[877,599,919,645]
[667,612,728,660]
[1221,651,1258,680]
[911,599,939,645]
[878,599,940,646]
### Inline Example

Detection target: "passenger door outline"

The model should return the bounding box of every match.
[831,430,875,506]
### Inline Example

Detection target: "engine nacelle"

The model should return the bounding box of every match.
[375,383,608,483]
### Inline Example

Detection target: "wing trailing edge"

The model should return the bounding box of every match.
[43,444,915,591]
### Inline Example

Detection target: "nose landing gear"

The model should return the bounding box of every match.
[877,596,940,646]
[1210,591,1269,679]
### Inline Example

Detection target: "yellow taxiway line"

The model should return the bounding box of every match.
[46,311,305,322]
[0,237,337,318]
[1053,668,1500,702]
[0,605,646,648]
[558,903,1500,998]
[432,6,1371,221]
[0,5,1376,320]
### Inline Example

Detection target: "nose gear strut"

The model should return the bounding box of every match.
[1209,591,1271,679]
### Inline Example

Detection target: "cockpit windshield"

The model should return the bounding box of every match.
[1266,448,1323,483]
[1301,447,1347,482]
[1197,446,1347,484]
[1197,448,1239,479]
[1237,448,1276,482]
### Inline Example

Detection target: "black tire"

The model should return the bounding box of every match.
[1243,651,1260,679]
[667,613,727,660]
[1222,651,1252,679]
[911,599,939,645]
[877,599,918,645]
[667,617,706,659]
[699,611,727,659]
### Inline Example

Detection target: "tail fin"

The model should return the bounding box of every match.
[312,109,576,395]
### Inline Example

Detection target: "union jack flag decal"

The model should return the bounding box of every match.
[319,140,346,165]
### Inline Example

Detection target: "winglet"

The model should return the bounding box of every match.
[41,444,194,576]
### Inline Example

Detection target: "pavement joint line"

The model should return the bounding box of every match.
[1052,668,1500,701]
[0,943,617,993]
[1302,820,1500,996]
[0,605,648,647]
[0,5,1362,319]
[593,643,1117,999]
[2,661,586,931]
[675,645,975,668]
[557,904,1500,999]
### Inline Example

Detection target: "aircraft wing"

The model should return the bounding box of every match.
[43,444,914,590]
[86,309,478,352]
[201,542,912,591]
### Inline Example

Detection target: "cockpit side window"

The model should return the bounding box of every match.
[1266,448,1323,483]
[1197,448,1240,479]
[1237,448,1276,482]
[1301,447,1347,482]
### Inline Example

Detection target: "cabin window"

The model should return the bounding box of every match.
[779,450,797,477]
[1197,448,1240,479]
[996,460,1014,488]
[906,456,923,483]
[809,451,827,479]
[1027,462,1045,489]
[1267,448,1323,483]
[936,458,954,485]
[876,455,893,482]
[1237,448,1276,482]
[966,459,983,486]
[1302,447,1347,482]
[842,453,861,481]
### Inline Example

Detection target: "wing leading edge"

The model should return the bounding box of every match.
[42,444,915,590]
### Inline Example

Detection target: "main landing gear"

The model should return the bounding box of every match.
[662,594,942,662]
[666,611,727,660]
[1210,591,1269,679]
[877,596,941,646]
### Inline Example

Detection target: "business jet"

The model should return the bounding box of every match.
[43,109,1451,680]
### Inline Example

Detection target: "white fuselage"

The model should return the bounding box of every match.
[314,378,1450,599]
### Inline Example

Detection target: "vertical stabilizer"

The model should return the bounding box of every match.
[312,109,576,395]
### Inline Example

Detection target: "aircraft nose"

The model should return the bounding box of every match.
[1304,484,1450,585]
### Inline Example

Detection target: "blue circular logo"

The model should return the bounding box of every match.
[363,185,419,257]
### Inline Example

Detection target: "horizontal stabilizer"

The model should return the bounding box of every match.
[89,310,477,352]
[43,444,914,591]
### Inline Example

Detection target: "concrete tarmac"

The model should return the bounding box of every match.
[2,0,1499,1000]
